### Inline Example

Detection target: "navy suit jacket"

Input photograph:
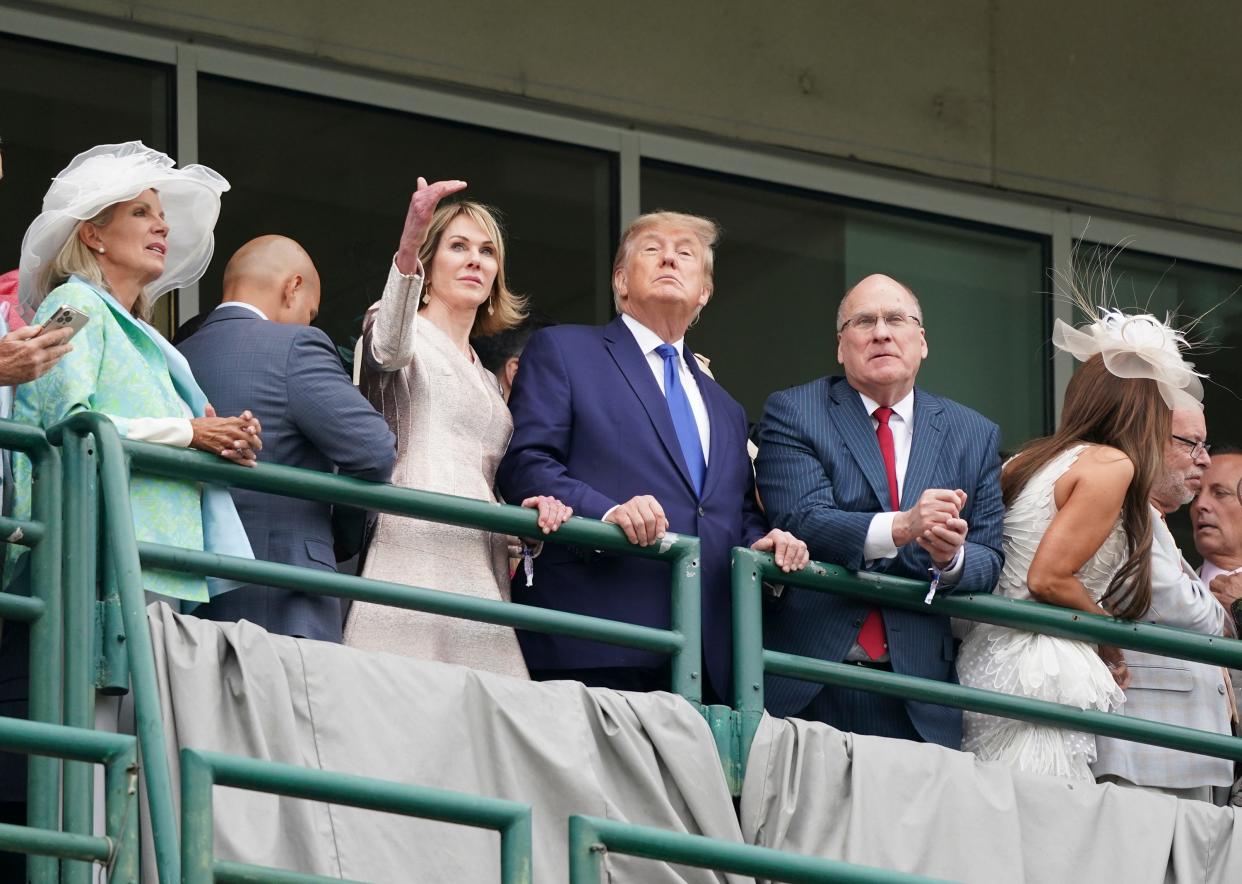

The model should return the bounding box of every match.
[497,316,768,696]
[755,375,1003,747]
[178,304,396,641]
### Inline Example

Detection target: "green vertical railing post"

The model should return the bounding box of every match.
[61,432,98,884]
[49,414,181,884]
[731,547,766,775]
[500,806,533,884]
[668,539,703,704]
[567,815,604,883]
[104,738,139,884]
[25,432,62,884]
[179,749,214,884]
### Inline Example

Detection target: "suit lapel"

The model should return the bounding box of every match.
[603,317,697,495]
[686,348,726,500]
[901,388,945,510]
[828,380,892,510]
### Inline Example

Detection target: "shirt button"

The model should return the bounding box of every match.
[697,506,705,517]
[1219,684,1227,695]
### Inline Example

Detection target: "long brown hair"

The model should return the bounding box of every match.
[1003,354,1168,620]
[418,201,526,338]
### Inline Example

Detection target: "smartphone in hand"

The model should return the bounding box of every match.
[35,305,90,339]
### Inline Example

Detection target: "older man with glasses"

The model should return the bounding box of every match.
[755,273,1004,747]
[1092,409,1235,804]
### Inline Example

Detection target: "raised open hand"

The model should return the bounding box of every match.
[395,177,469,274]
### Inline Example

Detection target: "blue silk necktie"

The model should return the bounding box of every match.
[655,343,706,496]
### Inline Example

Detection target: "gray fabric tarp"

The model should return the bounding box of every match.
[740,714,1242,884]
[145,603,748,883]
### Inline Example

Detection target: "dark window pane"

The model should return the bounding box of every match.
[0,35,173,330]
[196,76,615,351]
[642,162,1050,447]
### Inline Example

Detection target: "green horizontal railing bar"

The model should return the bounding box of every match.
[764,651,1242,762]
[213,861,368,884]
[747,555,1242,669]
[567,816,948,884]
[0,591,44,623]
[122,440,697,562]
[0,715,134,764]
[183,749,532,884]
[0,420,59,454]
[0,515,43,547]
[0,824,111,862]
[140,542,683,654]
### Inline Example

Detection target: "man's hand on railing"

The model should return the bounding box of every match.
[604,495,669,547]
[520,495,573,534]
[750,529,810,573]
[1098,644,1131,690]
[190,406,263,466]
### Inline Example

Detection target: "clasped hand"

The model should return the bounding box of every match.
[189,406,263,466]
[893,488,969,568]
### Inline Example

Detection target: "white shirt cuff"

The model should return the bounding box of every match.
[863,511,900,561]
[115,416,194,447]
[934,547,965,588]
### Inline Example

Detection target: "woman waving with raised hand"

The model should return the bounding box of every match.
[344,178,571,677]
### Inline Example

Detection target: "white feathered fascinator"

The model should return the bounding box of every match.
[1052,307,1205,410]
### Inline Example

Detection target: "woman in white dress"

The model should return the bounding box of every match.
[343,178,571,677]
[958,308,1204,780]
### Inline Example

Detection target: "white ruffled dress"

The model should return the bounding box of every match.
[957,445,1127,781]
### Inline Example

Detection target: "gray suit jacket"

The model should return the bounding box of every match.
[178,304,396,641]
[1091,509,1233,789]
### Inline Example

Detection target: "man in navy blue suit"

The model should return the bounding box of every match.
[179,236,396,641]
[755,274,1004,748]
[498,212,809,703]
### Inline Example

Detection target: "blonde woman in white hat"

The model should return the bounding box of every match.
[10,142,257,604]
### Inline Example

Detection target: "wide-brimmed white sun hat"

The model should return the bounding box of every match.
[18,141,230,317]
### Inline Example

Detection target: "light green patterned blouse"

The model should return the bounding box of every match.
[9,278,209,601]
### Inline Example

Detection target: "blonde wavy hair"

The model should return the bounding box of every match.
[38,204,153,321]
[419,201,526,338]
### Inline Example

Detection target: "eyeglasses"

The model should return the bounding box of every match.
[838,312,923,333]
[1171,434,1211,458]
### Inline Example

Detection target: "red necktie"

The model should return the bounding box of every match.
[858,406,897,660]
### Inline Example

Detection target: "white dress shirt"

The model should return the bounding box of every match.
[620,313,710,462]
[857,388,963,579]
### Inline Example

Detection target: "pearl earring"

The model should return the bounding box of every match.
[486,299,495,316]
[422,289,431,306]
[97,247,106,254]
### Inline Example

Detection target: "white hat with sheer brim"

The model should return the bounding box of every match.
[18,141,230,317]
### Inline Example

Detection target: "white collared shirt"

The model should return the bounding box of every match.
[621,313,710,463]
[215,301,269,321]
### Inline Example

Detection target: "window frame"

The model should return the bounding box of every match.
[7,4,1242,423]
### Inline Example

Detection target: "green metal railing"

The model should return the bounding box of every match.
[16,407,1242,884]
[731,547,1242,773]
[0,716,138,882]
[181,749,532,884]
[567,815,946,883]
[0,422,62,884]
[45,412,702,883]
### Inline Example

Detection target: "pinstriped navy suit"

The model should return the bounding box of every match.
[755,375,1004,747]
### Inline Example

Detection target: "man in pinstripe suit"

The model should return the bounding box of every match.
[755,274,1004,747]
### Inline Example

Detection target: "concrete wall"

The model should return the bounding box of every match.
[26,0,1242,233]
